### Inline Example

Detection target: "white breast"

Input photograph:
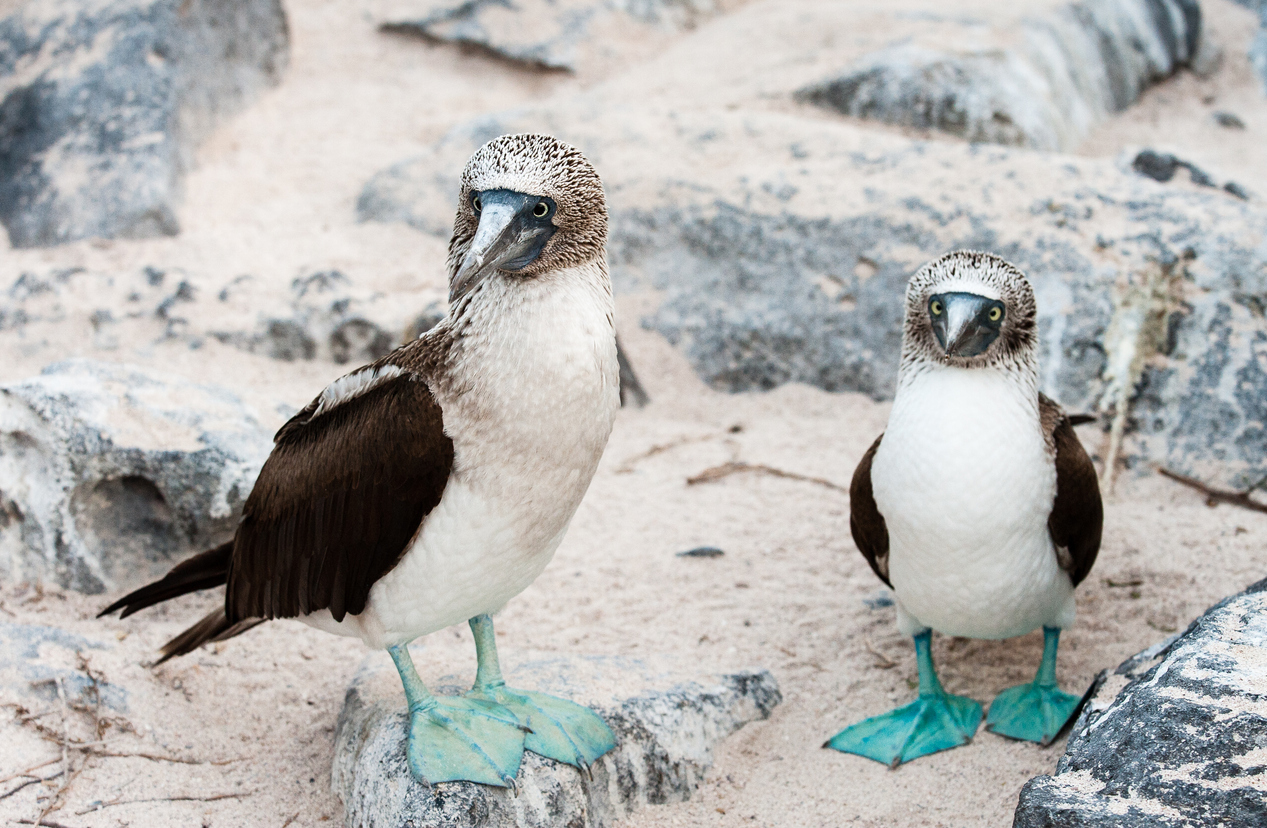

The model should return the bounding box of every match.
[304,264,619,649]
[870,364,1074,640]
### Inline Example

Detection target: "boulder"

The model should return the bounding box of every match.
[797,0,1202,151]
[378,0,718,74]
[332,652,781,828]
[0,359,272,593]
[357,102,1267,488]
[1013,577,1267,827]
[0,0,288,248]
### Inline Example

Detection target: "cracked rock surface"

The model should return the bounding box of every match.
[1014,577,1267,827]
[0,359,271,593]
[332,653,781,828]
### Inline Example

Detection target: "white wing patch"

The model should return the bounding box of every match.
[312,364,406,419]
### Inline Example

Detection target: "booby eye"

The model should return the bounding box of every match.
[988,306,1003,322]
[472,195,482,213]
[533,201,549,218]
[930,300,943,316]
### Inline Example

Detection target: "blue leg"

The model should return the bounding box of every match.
[465,615,616,771]
[387,643,526,787]
[986,627,1080,745]
[825,631,983,767]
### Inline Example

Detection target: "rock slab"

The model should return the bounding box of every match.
[380,0,716,73]
[0,359,272,593]
[0,0,288,248]
[332,653,781,828]
[1014,577,1267,827]
[798,0,1202,151]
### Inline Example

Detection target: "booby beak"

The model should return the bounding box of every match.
[451,189,558,302]
[929,292,1005,358]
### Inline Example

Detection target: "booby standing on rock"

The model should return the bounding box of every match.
[100,134,620,788]
[827,251,1102,766]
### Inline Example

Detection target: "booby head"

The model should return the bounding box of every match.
[901,250,1037,369]
[448,134,607,303]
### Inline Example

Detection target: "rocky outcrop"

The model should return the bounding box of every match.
[0,360,272,593]
[379,0,717,74]
[357,103,1267,488]
[332,653,780,828]
[1014,577,1267,827]
[0,0,288,248]
[797,0,1202,151]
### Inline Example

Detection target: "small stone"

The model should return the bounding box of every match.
[677,547,724,558]
[1132,150,1180,183]
[1212,111,1246,129]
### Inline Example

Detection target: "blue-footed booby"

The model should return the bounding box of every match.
[100,134,620,787]
[827,251,1103,767]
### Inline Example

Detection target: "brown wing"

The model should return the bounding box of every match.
[849,434,891,587]
[225,371,454,623]
[1040,394,1102,587]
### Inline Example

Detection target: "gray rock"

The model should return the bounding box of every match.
[1013,577,1267,827]
[379,0,716,73]
[332,653,780,828]
[0,0,288,248]
[0,359,272,593]
[356,102,1267,487]
[211,270,397,365]
[797,0,1201,151]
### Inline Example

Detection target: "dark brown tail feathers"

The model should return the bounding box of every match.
[99,541,262,662]
[98,542,233,619]
[155,609,264,664]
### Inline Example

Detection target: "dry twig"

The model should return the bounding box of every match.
[687,461,848,493]
[76,791,251,813]
[864,639,898,669]
[1157,467,1267,515]
[616,434,714,473]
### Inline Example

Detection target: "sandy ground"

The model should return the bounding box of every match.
[1,0,1266,826]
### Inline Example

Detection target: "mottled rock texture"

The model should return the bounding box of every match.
[1014,577,1267,827]
[379,0,717,73]
[0,621,126,711]
[0,360,271,593]
[798,0,1202,151]
[332,653,780,828]
[358,104,1267,488]
[0,264,405,369]
[0,0,288,248]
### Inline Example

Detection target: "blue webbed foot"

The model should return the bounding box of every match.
[986,626,1080,745]
[469,684,616,770]
[825,691,982,767]
[985,682,1079,745]
[405,695,528,787]
[825,630,982,767]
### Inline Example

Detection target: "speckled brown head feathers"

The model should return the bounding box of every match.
[901,250,1038,374]
[447,134,607,285]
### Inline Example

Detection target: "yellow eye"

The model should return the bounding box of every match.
[472,195,482,213]
[930,300,942,315]
[988,307,1003,322]
[533,201,549,218]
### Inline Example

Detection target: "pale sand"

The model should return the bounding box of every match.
[1,0,1265,826]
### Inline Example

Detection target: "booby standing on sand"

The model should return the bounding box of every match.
[101,134,620,787]
[827,251,1102,766]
